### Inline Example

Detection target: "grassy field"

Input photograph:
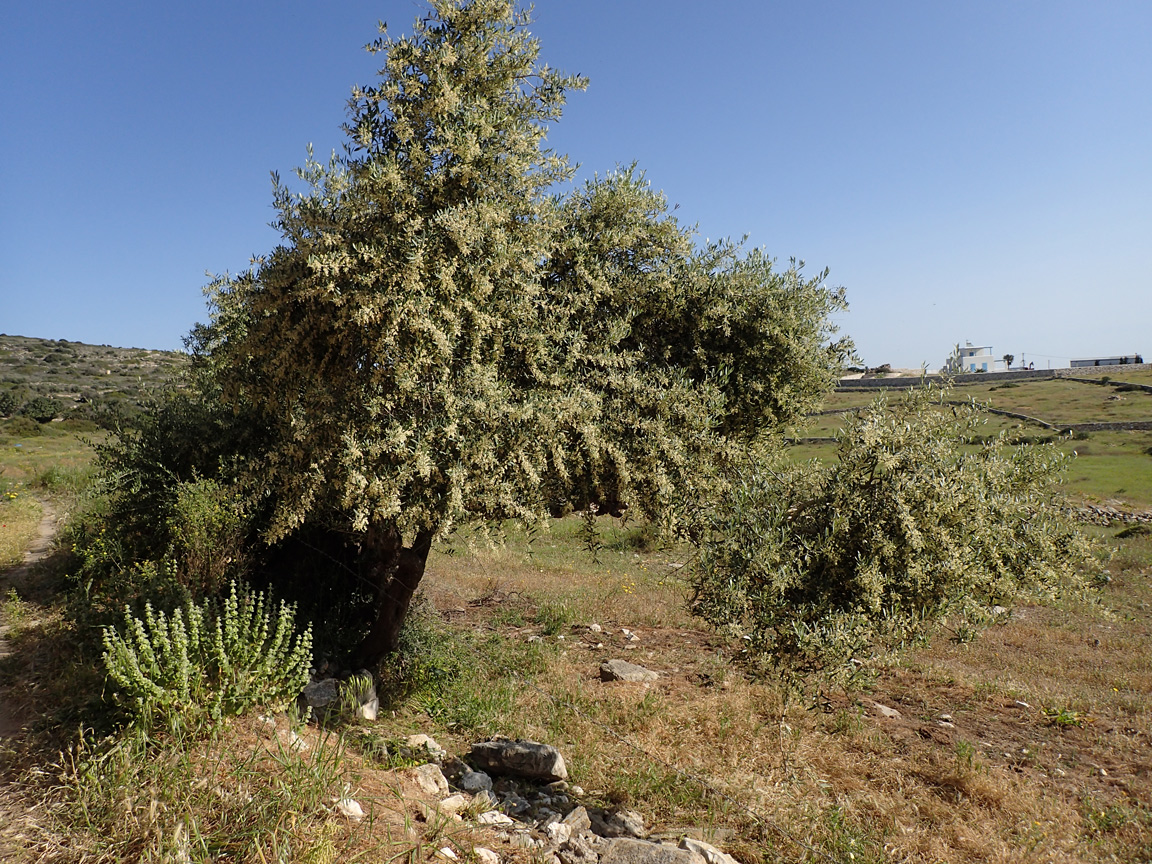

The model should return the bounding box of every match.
[1,365,1150,862]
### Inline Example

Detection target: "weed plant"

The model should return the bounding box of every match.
[102,581,312,732]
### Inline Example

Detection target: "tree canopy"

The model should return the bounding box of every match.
[182,0,851,664]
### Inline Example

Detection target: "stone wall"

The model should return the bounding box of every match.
[836,363,1152,392]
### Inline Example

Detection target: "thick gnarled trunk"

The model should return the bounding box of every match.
[353,523,435,668]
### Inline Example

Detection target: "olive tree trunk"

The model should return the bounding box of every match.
[353,523,435,668]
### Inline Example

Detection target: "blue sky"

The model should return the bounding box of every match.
[2,1,1149,369]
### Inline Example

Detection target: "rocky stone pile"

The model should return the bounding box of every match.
[1073,503,1152,527]
[339,732,741,864]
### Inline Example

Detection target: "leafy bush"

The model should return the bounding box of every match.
[166,477,246,596]
[0,390,17,416]
[21,395,61,422]
[102,581,312,730]
[689,384,1096,683]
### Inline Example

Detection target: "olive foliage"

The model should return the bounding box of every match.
[185,0,850,664]
[689,384,1096,683]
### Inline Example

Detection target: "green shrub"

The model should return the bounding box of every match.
[166,477,246,596]
[0,390,17,416]
[102,581,312,731]
[21,395,61,422]
[689,384,1096,684]
[2,416,42,437]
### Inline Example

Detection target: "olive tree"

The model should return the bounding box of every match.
[689,384,1096,683]
[197,0,851,666]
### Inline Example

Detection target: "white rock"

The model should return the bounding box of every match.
[436,847,458,861]
[545,821,572,845]
[477,811,515,826]
[589,623,602,633]
[473,849,500,864]
[335,798,365,822]
[405,734,447,760]
[679,837,739,864]
[356,697,379,722]
[870,701,901,720]
[414,763,450,796]
[440,794,469,814]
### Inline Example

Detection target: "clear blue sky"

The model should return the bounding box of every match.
[3,1,1149,369]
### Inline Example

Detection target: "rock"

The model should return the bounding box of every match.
[589,623,602,633]
[335,798,365,821]
[473,789,498,810]
[562,805,592,834]
[470,738,568,782]
[405,734,447,762]
[546,822,573,846]
[301,678,340,709]
[476,811,515,826]
[459,769,493,793]
[356,697,379,722]
[1014,700,1031,710]
[591,809,646,838]
[621,628,640,642]
[439,794,469,814]
[473,849,500,864]
[413,763,450,796]
[678,837,739,864]
[436,848,458,861]
[600,659,659,683]
[600,838,705,864]
[870,701,901,720]
[558,833,602,864]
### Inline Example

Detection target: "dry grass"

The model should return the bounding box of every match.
[0,492,41,569]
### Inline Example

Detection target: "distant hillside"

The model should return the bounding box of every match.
[0,333,188,427]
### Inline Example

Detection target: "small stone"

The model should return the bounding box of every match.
[1014,700,1031,710]
[1099,767,1109,777]
[528,635,543,643]
[405,734,447,761]
[938,713,954,723]
[473,849,500,864]
[936,720,956,729]
[589,623,602,633]
[621,628,640,642]
[356,697,379,722]
[546,821,573,845]
[591,809,645,839]
[870,701,901,720]
[460,769,493,793]
[440,794,469,814]
[679,837,739,864]
[436,848,458,861]
[992,605,1008,617]
[570,785,585,797]
[1053,768,1067,777]
[301,678,340,708]
[562,805,592,834]
[476,811,515,826]
[335,798,365,822]
[600,659,659,683]
[414,764,450,796]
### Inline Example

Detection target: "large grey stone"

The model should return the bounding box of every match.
[600,839,704,864]
[301,678,340,708]
[590,809,645,838]
[600,659,659,683]
[459,769,493,793]
[470,738,568,782]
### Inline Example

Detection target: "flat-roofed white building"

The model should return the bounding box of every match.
[960,344,995,373]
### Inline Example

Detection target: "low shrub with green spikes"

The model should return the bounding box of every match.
[102,581,312,730]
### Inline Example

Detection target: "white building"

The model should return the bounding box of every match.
[960,343,995,373]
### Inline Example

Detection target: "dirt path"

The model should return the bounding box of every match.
[0,499,58,738]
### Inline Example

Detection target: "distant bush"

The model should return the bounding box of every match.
[102,581,312,731]
[689,384,1096,685]
[0,391,17,416]
[2,416,42,437]
[21,395,61,422]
